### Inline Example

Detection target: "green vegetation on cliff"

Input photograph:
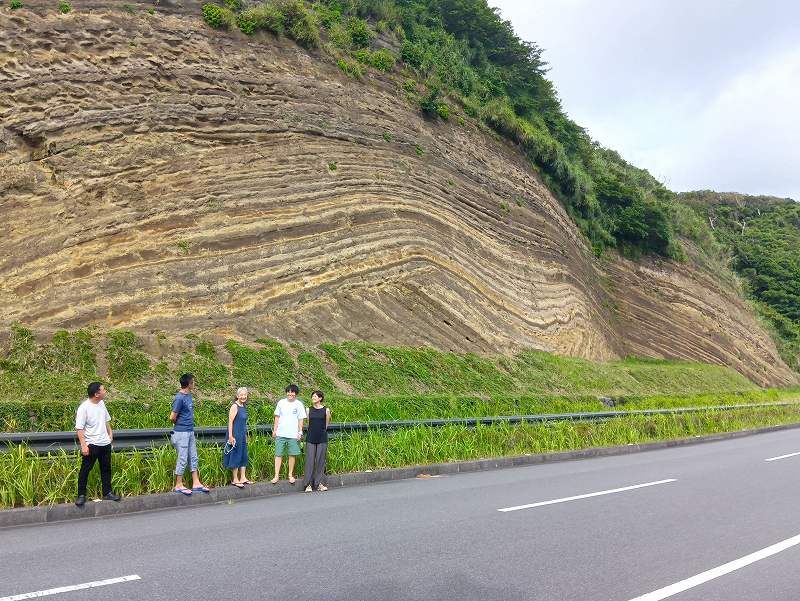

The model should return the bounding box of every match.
[2,325,792,433]
[680,191,800,371]
[197,0,681,258]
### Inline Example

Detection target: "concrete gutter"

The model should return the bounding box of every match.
[2,422,799,529]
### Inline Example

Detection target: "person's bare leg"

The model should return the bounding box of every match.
[241,466,250,483]
[231,469,240,485]
[191,470,203,488]
[288,456,296,482]
[271,456,282,483]
[175,475,184,489]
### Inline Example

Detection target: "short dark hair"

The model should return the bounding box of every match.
[87,382,103,398]
[312,390,325,401]
[285,383,299,394]
[180,373,195,388]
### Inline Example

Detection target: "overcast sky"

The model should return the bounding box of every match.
[490,0,800,200]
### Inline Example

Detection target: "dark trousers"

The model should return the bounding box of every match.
[302,442,328,488]
[77,443,113,496]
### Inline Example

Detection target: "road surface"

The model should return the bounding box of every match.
[2,428,800,600]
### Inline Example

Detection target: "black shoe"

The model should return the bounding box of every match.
[104,493,121,502]
[75,495,86,507]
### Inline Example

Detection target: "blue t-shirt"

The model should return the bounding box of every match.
[172,392,195,432]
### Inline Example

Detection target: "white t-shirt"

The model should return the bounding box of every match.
[75,399,111,446]
[274,398,307,439]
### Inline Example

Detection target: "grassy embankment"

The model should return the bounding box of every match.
[1,326,798,507]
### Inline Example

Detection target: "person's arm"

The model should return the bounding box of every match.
[76,429,89,456]
[326,407,331,429]
[273,403,280,438]
[227,404,238,445]
[297,405,306,440]
[105,407,113,443]
[76,405,89,456]
[169,396,181,424]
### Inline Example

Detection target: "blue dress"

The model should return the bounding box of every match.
[223,403,248,469]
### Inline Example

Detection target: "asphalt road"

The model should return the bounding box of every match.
[3,429,800,601]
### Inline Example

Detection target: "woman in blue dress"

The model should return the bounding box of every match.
[224,387,251,488]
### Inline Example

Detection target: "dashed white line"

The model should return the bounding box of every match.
[764,451,800,462]
[0,575,141,601]
[626,533,800,600]
[497,479,677,512]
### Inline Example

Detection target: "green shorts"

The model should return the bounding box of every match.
[274,436,302,456]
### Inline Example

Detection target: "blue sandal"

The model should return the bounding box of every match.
[192,485,210,494]
[174,487,192,496]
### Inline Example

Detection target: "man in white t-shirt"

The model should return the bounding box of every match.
[270,384,307,484]
[75,382,121,506]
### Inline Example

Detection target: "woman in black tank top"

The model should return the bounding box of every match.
[302,390,331,492]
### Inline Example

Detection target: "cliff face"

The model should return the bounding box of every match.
[1,2,796,386]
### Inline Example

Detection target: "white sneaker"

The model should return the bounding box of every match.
[304,485,312,493]
[317,484,328,492]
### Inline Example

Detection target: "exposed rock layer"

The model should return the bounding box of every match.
[1,2,795,386]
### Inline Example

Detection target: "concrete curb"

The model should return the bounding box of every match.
[2,422,799,529]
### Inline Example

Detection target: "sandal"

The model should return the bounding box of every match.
[243,480,255,485]
[270,477,279,484]
[288,477,296,484]
[232,482,245,489]
[174,487,192,496]
[192,485,210,494]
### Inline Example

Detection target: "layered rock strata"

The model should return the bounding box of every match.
[1,2,795,386]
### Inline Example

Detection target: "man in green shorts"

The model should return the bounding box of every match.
[270,384,306,484]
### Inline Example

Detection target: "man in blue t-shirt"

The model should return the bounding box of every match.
[169,373,209,495]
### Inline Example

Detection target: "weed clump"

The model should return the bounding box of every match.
[202,3,235,29]
[337,57,363,79]
[346,16,372,49]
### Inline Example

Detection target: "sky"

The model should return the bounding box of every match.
[489,0,800,200]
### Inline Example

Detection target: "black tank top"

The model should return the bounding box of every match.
[306,406,328,444]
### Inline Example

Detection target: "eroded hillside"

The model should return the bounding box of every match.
[0,1,795,386]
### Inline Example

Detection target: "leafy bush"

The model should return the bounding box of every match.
[369,48,395,72]
[58,1,71,13]
[401,78,417,94]
[223,0,241,11]
[328,22,351,49]
[10,0,23,8]
[247,4,284,33]
[202,3,235,29]
[337,57,364,79]
[275,0,320,47]
[400,40,424,69]
[346,16,372,49]
[311,0,340,27]
[418,85,449,120]
[237,9,260,34]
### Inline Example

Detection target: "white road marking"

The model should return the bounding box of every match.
[0,575,141,601]
[627,533,800,600]
[497,479,677,512]
[764,451,800,462]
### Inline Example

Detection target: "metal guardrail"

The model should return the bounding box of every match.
[1,402,797,454]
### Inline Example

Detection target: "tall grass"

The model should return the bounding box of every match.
[3,390,797,433]
[3,405,799,508]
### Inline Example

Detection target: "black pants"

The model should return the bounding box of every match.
[77,444,113,496]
